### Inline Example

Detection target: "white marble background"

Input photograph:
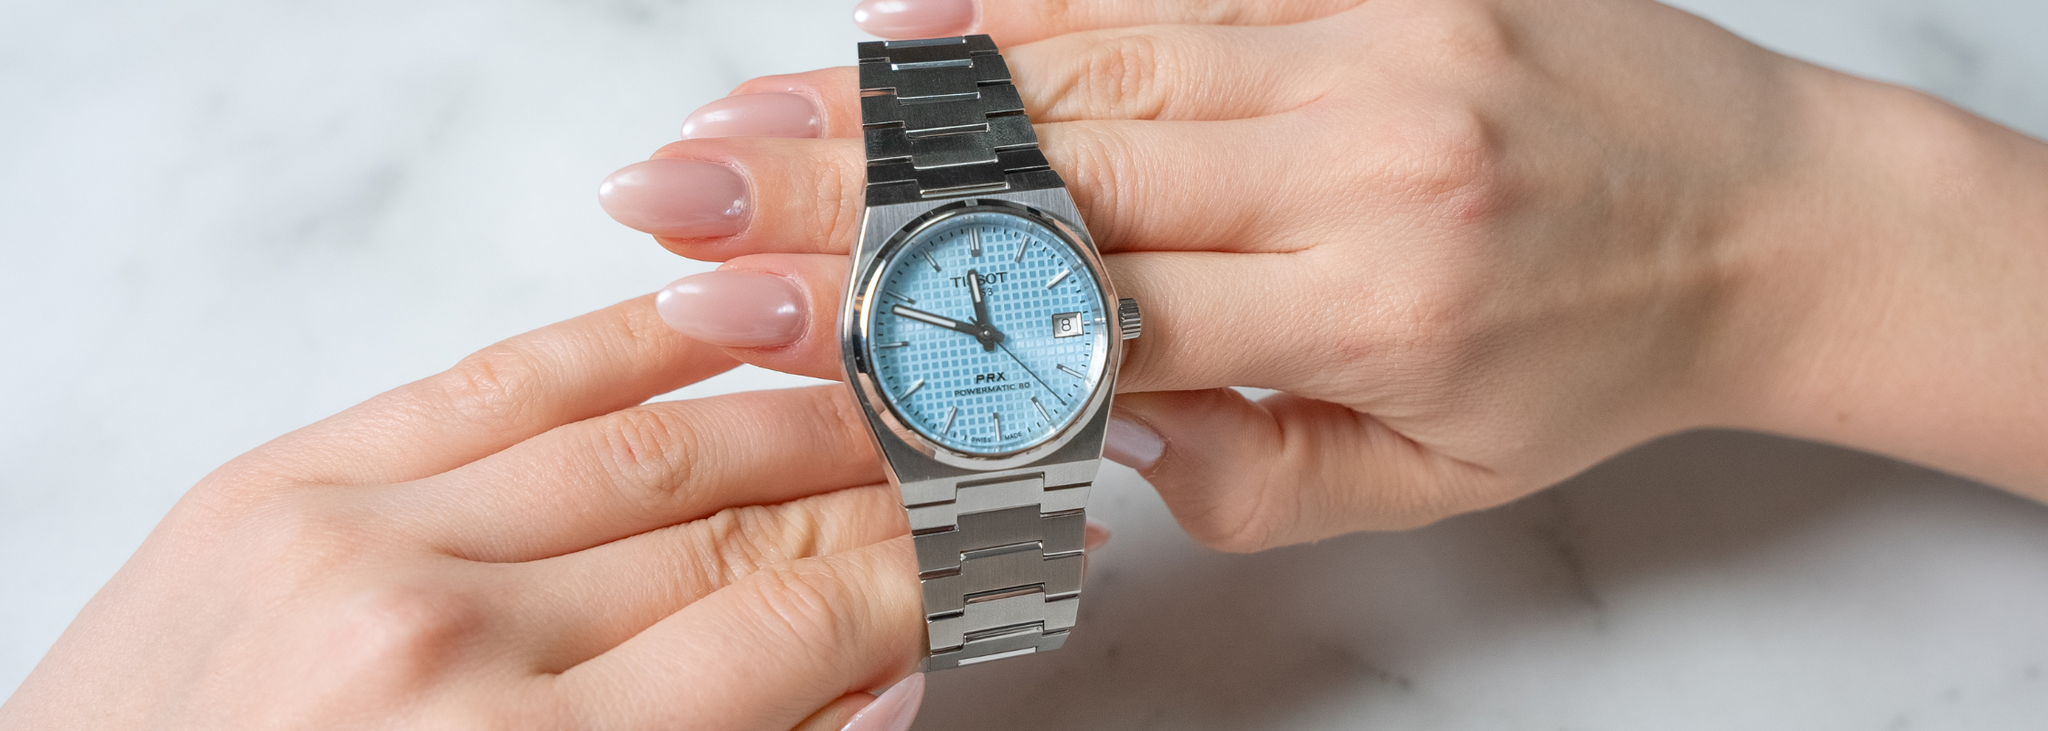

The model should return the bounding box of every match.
[3,0,2046,727]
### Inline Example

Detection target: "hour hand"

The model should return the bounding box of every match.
[890,304,982,337]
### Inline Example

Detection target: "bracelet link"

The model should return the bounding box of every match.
[906,469,1094,671]
[859,34,1060,207]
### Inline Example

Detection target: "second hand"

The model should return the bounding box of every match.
[996,341,1066,407]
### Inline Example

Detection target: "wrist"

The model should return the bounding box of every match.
[1701,63,2048,493]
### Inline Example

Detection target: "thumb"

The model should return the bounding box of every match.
[1103,389,1502,552]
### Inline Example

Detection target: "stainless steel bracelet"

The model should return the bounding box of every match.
[901,462,1094,670]
[858,35,1063,207]
[860,33,1095,672]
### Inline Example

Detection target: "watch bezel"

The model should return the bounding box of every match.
[845,197,1120,470]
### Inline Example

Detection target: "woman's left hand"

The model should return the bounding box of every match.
[0,297,926,730]
[599,0,1844,551]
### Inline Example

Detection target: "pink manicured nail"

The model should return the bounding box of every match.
[682,93,824,140]
[1083,520,1112,553]
[852,0,978,39]
[1103,415,1164,471]
[841,674,924,731]
[655,270,806,347]
[598,158,748,238]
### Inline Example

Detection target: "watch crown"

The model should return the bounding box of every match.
[1117,298,1142,341]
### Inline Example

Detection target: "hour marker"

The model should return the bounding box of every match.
[1033,397,1052,422]
[879,341,910,349]
[903,379,925,398]
[991,410,1003,438]
[941,407,958,437]
[1056,363,1086,379]
[883,291,915,305]
[923,252,942,272]
[1013,238,1032,263]
[969,228,982,257]
[1044,268,1072,289]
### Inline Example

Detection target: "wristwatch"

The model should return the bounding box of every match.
[842,34,1141,671]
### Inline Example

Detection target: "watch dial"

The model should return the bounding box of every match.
[865,209,1108,455]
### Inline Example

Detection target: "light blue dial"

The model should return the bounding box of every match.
[866,209,1108,455]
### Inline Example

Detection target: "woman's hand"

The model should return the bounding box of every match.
[600,0,2048,550]
[0,298,926,730]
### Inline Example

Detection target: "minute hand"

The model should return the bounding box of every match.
[967,268,999,352]
[890,305,982,337]
[968,268,992,328]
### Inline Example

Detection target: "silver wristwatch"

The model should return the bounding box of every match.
[840,34,1140,671]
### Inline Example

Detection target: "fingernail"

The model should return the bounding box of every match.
[852,0,978,39]
[1103,415,1164,471]
[598,158,748,238]
[841,673,925,731]
[682,92,824,140]
[655,270,807,347]
[1083,520,1112,553]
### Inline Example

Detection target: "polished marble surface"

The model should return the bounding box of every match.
[3,0,2046,727]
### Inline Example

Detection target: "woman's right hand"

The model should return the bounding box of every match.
[602,0,2048,550]
[0,296,932,731]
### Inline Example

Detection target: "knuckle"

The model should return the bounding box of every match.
[1380,0,1514,73]
[741,561,857,654]
[590,406,701,518]
[1194,467,1292,554]
[321,582,486,691]
[1187,0,1253,25]
[612,297,680,355]
[807,388,877,464]
[436,344,546,438]
[1187,510,1283,554]
[246,501,377,587]
[1415,108,1498,200]
[1076,32,1169,118]
[1153,395,1293,554]
[1366,102,1500,215]
[180,462,298,525]
[814,144,864,251]
[1040,0,1082,33]
[687,505,792,584]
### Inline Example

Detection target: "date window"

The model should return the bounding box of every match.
[1052,312,1084,338]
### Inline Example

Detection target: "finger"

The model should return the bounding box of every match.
[1106,250,1348,394]
[555,538,924,731]
[660,248,1344,397]
[633,136,864,261]
[819,675,924,731]
[695,68,867,140]
[1040,119,1316,256]
[244,295,737,486]
[790,693,877,731]
[1006,23,1335,122]
[404,385,881,562]
[517,483,906,670]
[723,25,1330,135]
[853,0,1368,45]
[1105,390,1503,552]
[525,489,1111,678]
[636,117,1311,262]
[658,255,850,382]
